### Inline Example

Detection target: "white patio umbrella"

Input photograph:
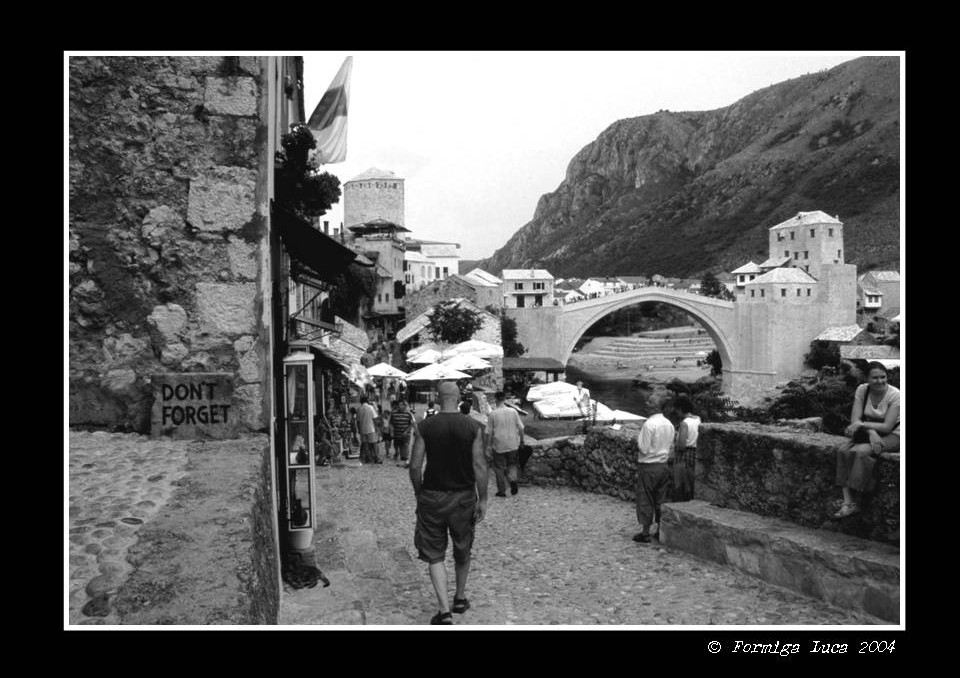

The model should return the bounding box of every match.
[366,362,408,378]
[404,363,471,382]
[441,339,504,360]
[408,348,443,364]
[407,343,440,360]
[695,351,709,358]
[440,354,491,371]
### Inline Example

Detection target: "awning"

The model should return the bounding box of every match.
[307,340,371,387]
[276,207,373,283]
[502,357,566,372]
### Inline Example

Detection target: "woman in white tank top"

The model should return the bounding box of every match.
[834,362,901,518]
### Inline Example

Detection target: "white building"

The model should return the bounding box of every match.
[404,249,434,293]
[502,269,555,308]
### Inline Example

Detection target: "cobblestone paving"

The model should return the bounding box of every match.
[67,432,191,625]
[282,461,879,626]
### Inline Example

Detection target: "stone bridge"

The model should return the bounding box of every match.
[506,280,855,406]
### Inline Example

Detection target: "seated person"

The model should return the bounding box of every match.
[834,361,900,518]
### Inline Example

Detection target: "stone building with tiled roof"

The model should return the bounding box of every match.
[502,269,555,308]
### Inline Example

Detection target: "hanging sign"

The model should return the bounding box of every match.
[150,372,238,439]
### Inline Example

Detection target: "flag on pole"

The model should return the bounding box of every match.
[307,56,353,164]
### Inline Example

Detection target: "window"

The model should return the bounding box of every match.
[435,267,440,278]
[777,233,784,242]
[516,295,526,308]
[837,250,842,259]
[810,228,816,237]
[377,294,382,303]
[533,282,545,290]
[828,228,834,237]
[781,288,787,297]
[443,267,449,277]
[790,231,795,240]
[785,250,790,257]
[793,252,799,259]
[760,289,765,298]
[750,289,755,298]
[514,282,524,290]
[804,251,809,259]
[385,293,390,302]
[806,288,811,297]
[796,288,801,296]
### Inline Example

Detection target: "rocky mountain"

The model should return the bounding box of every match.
[480,57,899,278]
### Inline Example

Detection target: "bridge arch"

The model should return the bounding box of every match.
[559,289,736,388]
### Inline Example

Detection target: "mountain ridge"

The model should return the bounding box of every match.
[478,57,900,279]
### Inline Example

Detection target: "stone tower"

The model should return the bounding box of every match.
[343,167,405,228]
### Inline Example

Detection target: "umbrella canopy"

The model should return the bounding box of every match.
[408,349,443,364]
[404,363,471,382]
[442,339,504,360]
[366,362,408,378]
[440,354,491,371]
[407,343,441,360]
[695,351,709,358]
[525,381,581,402]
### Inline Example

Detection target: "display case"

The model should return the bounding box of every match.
[283,352,315,544]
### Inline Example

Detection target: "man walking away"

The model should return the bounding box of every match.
[487,391,525,497]
[409,381,488,625]
[634,394,675,543]
[356,395,379,465]
[389,399,417,467]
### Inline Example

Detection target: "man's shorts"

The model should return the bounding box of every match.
[360,432,378,444]
[414,488,476,565]
[393,436,410,452]
[492,449,520,469]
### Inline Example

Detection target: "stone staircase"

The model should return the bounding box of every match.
[660,501,900,623]
[585,333,717,362]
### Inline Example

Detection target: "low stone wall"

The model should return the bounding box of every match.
[696,423,900,545]
[524,426,643,501]
[112,435,279,624]
[524,422,899,545]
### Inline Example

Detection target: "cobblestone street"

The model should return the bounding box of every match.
[67,432,192,625]
[280,461,879,626]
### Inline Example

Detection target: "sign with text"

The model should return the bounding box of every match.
[150,373,238,439]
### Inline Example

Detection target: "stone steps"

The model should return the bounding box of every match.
[660,500,900,623]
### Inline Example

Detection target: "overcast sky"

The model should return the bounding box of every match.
[303,51,890,261]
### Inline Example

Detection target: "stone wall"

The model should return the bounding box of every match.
[524,422,899,545]
[69,56,269,433]
[695,423,899,544]
[523,427,644,501]
[112,435,279,624]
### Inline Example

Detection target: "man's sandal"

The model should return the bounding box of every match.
[452,597,471,614]
[430,611,453,625]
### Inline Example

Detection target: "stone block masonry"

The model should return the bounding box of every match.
[695,423,899,545]
[69,56,269,433]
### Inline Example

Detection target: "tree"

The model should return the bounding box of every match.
[804,340,840,370]
[501,316,526,357]
[705,349,723,376]
[328,263,378,323]
[426,301,484,344]
[701,272,735,301]
[274,123,341,220]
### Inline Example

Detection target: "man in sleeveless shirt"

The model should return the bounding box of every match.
[409,381,488,625]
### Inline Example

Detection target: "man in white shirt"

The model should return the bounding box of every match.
[634,395,675,543]
[574,381,593,432]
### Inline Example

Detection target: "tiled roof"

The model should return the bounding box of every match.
[815,324,867,342]
[770,211,842,230]
[396,298,495,345]
[731,261,762,274]
[758,256,792,269]
[463,268,502,286]
[348,167,401,182]
[748,267,818,285]
[859,285,882,296]
[501,269,555,280]
[840,345,897,360]
[869,270,901,282]
[404,250,431,263]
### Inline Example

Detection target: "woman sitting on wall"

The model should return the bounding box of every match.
[834,361,901,518]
